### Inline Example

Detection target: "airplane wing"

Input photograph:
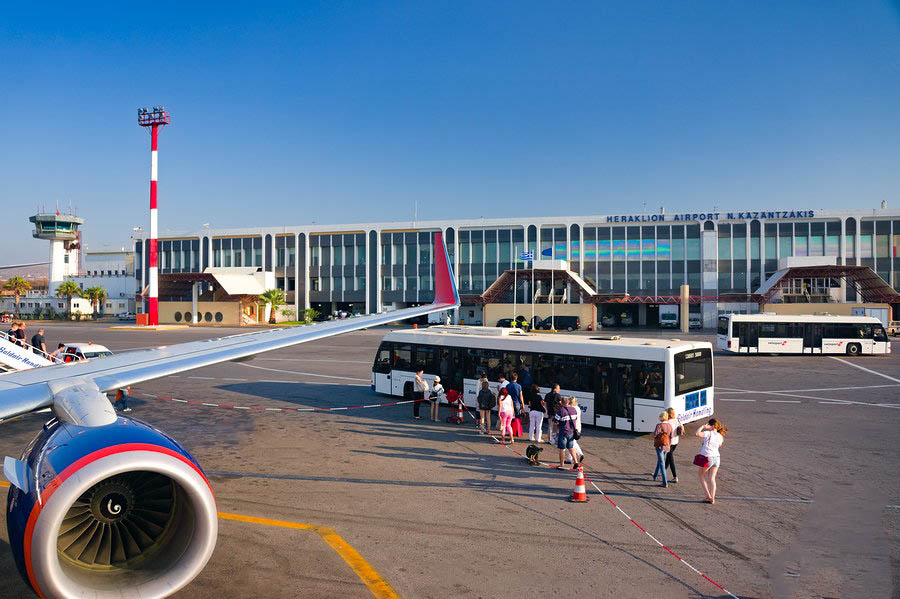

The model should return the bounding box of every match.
[0,232,459,425]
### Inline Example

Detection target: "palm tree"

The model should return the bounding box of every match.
[3,276,32,317]
[55,281,82,315]
[83,286,108,316]
[258,288,286,324]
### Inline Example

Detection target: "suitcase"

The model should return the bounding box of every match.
[511,417,523,437]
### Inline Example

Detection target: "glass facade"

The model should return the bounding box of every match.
[139,213,900,315]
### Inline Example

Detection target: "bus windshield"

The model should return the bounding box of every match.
[717,317,729,336]
[674,348,712,395]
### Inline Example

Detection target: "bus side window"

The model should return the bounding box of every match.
[759,323,776,337]
[635,361,664,399]
[413,344,437,374]
[875,327,888,342]
[394,344,412,370]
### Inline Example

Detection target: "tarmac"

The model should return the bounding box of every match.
[0,322,897,598]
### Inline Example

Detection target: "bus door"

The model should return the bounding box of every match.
[391,343,413,396]
[614,361,635,431]
[737,323,759,352]
[803,323,823,353]
[593,359,614,428]
[373,343,393,394]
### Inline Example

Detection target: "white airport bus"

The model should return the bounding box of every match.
[716,314,891,356]
[371,326,714,433]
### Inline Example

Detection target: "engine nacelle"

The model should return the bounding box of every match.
[6,417,217,598]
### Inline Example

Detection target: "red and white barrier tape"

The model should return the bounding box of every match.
[455,401,739,599]
[134,391,430,412]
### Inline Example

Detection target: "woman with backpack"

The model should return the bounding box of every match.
[665,407,684,483]
[476,380,496,433]
[694,418,727,504]
[652,411,674,487]
[429,376,445,422]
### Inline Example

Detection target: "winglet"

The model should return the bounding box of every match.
[432,232,460,307]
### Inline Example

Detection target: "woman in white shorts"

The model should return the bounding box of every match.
[695,418,727,504]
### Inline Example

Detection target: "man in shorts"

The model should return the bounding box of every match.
[554,397,579,469]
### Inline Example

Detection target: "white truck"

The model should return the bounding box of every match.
[659,305,679,328]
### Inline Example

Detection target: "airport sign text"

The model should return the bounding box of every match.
[606,210,816,224]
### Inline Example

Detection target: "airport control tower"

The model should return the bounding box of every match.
[29,212,84,294]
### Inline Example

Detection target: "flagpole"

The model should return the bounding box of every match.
[513,245,517,323]
[531,253,535,327]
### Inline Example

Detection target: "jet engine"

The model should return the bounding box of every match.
[6,416,217,598]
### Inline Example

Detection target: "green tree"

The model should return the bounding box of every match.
[303,308,320,323]
[55,281,82,316]
[3,276,32,316]
[83,286,108,316]
[258,288,286,324]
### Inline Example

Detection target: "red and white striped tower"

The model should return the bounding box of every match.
[138,106,170,326]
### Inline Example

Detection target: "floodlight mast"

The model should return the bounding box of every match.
[137,106,171,326]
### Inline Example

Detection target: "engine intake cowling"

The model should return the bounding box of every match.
[6,416,217,598]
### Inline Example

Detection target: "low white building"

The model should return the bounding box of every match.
[69,248,136,315]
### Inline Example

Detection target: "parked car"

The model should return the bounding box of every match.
[600,314,617,328]
[619,312,634,326]
[496,317,530,331]
[538,315,581,331]
[60,342,114,362]
[688,314,702,329]
[117,312,136,320]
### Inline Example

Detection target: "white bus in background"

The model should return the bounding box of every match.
[717,314,891,356]
[371,326,714,433]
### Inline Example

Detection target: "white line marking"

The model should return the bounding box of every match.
[829,357,900,383]
[718,383,900,393]
[719,398,756,402]
[188,376,217,380]
[220,378,247,381]
[716,387,897,408]
[238,362,370,382]
[765,400,801,404]
[254,358,371,364]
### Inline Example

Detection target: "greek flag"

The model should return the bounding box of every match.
[519,251,534,261]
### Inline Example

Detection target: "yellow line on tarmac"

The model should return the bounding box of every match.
[218,511,399,599]
[0,488,396,598]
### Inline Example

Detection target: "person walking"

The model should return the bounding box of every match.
[412,369,429,420]
[429,376,445,422]
[526,384,546,442]
[15,322,27,347]
[553,398,579,469]
[569,397,585,465]
[652,411,674,487]
[4,321,17,343]
[496,374,508,397]
[544,384,562,445]
[497,388,515,444]
[695,418,727,504]
[506,373,523,416]
[112,387,132,412]
[665,407,683,483]
[31,328,47,356]
[476,381,496,433]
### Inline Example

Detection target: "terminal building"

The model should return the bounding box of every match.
[133,207,900,327]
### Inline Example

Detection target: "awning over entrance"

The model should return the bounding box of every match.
[155,268,267,300]
[755,265,900,304]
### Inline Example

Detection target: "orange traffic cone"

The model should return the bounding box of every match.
[568,465,589,502]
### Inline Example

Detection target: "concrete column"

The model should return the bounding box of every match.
[680,284,689,334]
[191,282,199,323]
[48,239,66,295]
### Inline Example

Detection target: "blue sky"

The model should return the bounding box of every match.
[1,2,898,263]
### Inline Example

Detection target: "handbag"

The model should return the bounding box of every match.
[573,429,581,441]
[692,454,710,468]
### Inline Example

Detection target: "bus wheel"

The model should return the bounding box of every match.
[846,343,861,356]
